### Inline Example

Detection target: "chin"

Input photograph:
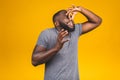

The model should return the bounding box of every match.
[68,26,74,28]
[59,21,75,32]
[69,25,75,29]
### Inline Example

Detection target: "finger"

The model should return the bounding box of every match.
[59,30,68,38]
[71,12,77,20]
[59,30,68,40]
[71,14,75,20]
[58,29,64,34]
[72,4,76,8]
[62,38,70,44]
[67,7,73,11]
[68,12,73,20]
[60,29,64,32]
[61,30,68,38]
[58,30,66,38]
[67,5,77,14]
[66,9,73,16]
[58,29,64,37]
[69,10,78,20]
[66,6,74,15]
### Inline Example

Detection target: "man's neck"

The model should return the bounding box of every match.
[55,26,70,36]
[55,26,62,31]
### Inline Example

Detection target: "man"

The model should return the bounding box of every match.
[32,5,102,80]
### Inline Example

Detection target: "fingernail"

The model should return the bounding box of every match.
[65,30,67,31]
[61,29,64,31]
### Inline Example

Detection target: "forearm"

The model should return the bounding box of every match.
[32,29,69,66]
[32,47,59,66]
[79,7,102,24]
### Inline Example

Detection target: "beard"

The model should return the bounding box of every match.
[59,21,75,32]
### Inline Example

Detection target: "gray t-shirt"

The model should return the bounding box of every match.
[37,23,82,80]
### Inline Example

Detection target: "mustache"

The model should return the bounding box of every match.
[59,21,75,32]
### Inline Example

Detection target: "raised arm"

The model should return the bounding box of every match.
[66,5,102,34]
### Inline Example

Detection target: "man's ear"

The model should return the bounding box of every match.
[54,21,59,26]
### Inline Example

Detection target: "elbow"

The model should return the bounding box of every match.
[31,52,45,66]
[32,60,38,67]
[32,56,40,66]
[31,54,38,66]
[32,60,44,66]
[96,17,102,26]
[31,56,43,66]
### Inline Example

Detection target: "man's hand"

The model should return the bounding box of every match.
[66,5,82,20]
[54,29,69,51]
[66,5,102,34]
[32,29,69,66]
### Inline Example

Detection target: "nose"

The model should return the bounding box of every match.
[66,19,72,22]
[67,20,72,24]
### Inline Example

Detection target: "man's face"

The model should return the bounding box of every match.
[58,14,75,32]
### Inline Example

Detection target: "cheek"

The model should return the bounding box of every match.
[59,21,67,26]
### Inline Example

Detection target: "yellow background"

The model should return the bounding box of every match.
[0,0,120,80]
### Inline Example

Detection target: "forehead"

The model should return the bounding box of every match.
[58,13,68,21]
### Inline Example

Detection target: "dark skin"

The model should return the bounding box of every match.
[32,6,102,66]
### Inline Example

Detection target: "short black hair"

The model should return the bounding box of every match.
[52,10,67,23]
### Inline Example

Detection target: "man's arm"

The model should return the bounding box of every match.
[80,6,102,34]
[67,6,102,34]
[32,29,69,66]
[32,45,58,66]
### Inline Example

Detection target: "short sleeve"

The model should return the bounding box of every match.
[75,23,82,36]
[36,30,48,48]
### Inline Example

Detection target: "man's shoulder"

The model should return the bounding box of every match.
[43,27,55,32]
[75,23,82,28]
[40,27,56,35]
[74,23,82,36]
[75,23,82,30]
